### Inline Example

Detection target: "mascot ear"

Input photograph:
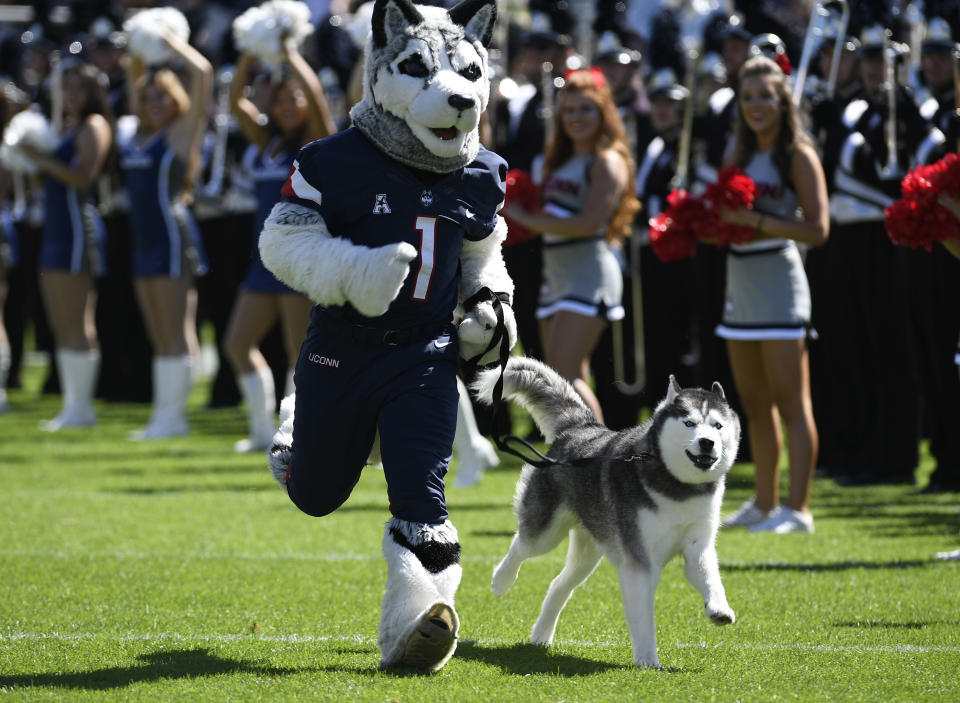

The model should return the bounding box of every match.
[372,0,424,49]
[448,0,497,48]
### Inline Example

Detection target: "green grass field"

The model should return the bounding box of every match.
[1,356,959,702]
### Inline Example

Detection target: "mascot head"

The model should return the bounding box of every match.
[350,0,497,173]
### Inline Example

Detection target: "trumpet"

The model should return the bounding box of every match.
[793,0,850,104]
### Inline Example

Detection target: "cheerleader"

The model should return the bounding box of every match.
[18,62,113,430]
[502,68,640,422]
[121,28,212,439]
[223,41,335,452]
[715,56,829,534]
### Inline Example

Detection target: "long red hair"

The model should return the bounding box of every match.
[541,69,640,244]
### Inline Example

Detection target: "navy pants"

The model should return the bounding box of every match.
[287,309,459,524]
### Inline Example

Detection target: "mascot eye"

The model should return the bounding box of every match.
[398,54,430,78]
[459,64,482,81]
[714,422,723,430]
[684,420,696,428]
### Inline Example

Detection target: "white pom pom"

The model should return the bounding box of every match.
[232,0,313,66]
[122,7,191,65]
[0,110,58,174]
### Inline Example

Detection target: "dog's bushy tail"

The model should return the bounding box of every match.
[471,356,595,443]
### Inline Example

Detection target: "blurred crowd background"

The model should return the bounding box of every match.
[1,0,959,491]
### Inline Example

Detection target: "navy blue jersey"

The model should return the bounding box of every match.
[280,127,506,329]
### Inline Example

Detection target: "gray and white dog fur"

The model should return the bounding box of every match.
[473,357,741,669]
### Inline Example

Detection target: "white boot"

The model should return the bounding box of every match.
[130,355,192,440]
[235,367,276,453]
[40,349,99,430]
[453,377,499,487]
[267,394,295,493]
[378,518,462,671]
[0,343,10,413]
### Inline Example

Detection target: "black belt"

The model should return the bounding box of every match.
[314,307,451,347]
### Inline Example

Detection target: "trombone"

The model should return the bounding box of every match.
[792,0,850,105]
[879,28,904,180]
[612,38,700,396]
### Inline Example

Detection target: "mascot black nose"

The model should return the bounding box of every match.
[448,94,475,111]
[699,438,715,452]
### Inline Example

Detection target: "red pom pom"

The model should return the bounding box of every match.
[648,189,705,262]
[885,162,960,250]
[701,165,757,246]
[503,169,540,245]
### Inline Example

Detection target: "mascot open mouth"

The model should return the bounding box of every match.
[431,127,460,140]
[685,450,717,470]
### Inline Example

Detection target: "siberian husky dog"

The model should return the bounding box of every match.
[473,357,741,669]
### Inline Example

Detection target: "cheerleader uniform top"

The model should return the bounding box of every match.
[536,152,624,321]
[119,127,208,278]
[240,137,296,293]
[40,127,107,275]
[715,149,812,340]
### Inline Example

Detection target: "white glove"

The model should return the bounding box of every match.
[344,242,417,317]
[458,298,517,366]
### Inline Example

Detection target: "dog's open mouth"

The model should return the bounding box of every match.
[430,127,459,141]
[685,450,717,470]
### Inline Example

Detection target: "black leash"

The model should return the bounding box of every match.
[460,288,650,469]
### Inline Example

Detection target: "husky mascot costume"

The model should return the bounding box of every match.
[259,0,514,672]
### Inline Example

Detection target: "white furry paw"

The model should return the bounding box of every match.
[458,300,517,364]
[530,621,556,647]
[706,602,735,625]
[635,653,662,669]
[345,242,417,317]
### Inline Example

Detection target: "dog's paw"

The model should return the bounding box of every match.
[635,652,661,669]
[530,621,556,647]
[706,603,735,625]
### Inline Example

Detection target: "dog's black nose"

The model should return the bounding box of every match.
[448,94,474,111]
[699,438,714,452]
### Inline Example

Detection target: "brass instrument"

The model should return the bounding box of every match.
[880,28,903,179]
[793,0,850,105]
[670,39,700,191]
[611,231,646,395]
[200,66,234,200]
[954,41,960,151]
[540,60,556,141]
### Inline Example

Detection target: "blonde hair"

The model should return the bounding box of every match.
[542,69,640,244]
[730,55,812,186]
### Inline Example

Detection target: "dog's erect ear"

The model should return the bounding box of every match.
[372,0,424,49]
[448,0,497,48]
[711,381,726,401]
[666,374,681,404]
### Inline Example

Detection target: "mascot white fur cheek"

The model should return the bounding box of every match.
[258,0,515,672]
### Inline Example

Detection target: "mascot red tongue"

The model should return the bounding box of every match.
[258,0,515,672]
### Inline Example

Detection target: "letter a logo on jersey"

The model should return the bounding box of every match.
[372,193,392,214]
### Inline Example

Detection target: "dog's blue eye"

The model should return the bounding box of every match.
[459,64,481,81]
[714,422,723,430]
[684,420,696,428]
[398,55,429,78]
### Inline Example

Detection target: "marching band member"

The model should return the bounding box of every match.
[815,25,937,485]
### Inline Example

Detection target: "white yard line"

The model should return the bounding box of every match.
[1,632,958,654]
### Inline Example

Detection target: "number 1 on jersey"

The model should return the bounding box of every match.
[412,216,437,301]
